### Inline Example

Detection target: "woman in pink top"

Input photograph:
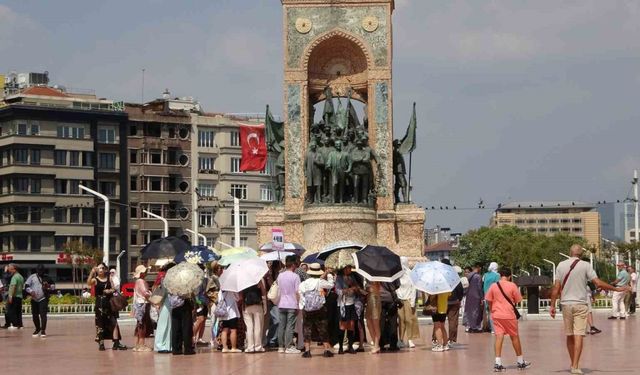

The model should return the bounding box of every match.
[132,265,153,352]
[485,267,531,372]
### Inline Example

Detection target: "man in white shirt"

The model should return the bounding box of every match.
[627,266,637,315]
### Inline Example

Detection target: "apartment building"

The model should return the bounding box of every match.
[191,113,274,249]
[491,201,601,251]
[0,84,129,284]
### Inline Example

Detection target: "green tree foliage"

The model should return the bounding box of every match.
[453,226,588,276]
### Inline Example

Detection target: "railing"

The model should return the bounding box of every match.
[0,304,132,315]
[516,298,612,312]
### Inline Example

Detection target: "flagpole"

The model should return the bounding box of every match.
[408,151,413,203]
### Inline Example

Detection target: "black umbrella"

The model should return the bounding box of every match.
[141,236,191,260]
[351,245,403,282]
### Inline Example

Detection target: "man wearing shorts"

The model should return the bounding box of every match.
[485,267,530,372]
[550,245,624,375]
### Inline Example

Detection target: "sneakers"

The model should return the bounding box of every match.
[323,350,334,358]
[408,340,416,348]
[277,347,285,353]
[302,351,312,358]
[431,345,445,352]
[494,364,506,372]
[516,361,532,370]
[589,327,602,334]
[40,330,47,338]
[32,329,41,337]
[7,325,18,331]
[607,316,618,320]
[570,368,583,374]
[285,347,301,354]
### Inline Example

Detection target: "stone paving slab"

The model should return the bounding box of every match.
[2,312,638,375]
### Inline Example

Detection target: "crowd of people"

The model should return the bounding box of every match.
[1,244,639,373]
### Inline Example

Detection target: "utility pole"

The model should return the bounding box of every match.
[233,196,241,247]
[634,170,639,245]
[143,209,168,237]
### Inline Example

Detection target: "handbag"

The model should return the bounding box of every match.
[496,282,521,320]
[149,285,165,305]
[267,280,280,304]
[110,293,128,313]
[213,292,229,318]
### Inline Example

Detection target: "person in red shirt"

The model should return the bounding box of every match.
[485,267,531,372]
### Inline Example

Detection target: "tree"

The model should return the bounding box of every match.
[453,226,588,277]
[60,240,101,295]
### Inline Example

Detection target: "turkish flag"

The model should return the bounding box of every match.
[239,124,267,172]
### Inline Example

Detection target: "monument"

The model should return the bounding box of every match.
[257,0,425,259]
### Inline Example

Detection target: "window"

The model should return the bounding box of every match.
[31,179,41,194]
[561,219,570,224]
[515,219,525,224]
[260,184,273,201]
[537,219,547,224]
[129,123,138,136]
[198,183,214,197]
[14,149,28,164]
[230,131,239,146]
[199,157,214,171]
[70,208,80,223]
[30,124,40,136]
[150,150,162,164]
[13,178,29,193]
[150,177,162,191]
[129,150,138,164]
[149,205,163,216]
[98,127,116,144]
[168,125,177,139]
[230,184,247,200]
[69,181,80,194]
[17,123,28,135]
[82,152,93,167]
[130,206,138,219]
[14,207,28,222]
[30,149,41,165]
[82,208,93,224]
[231,210,248,227]
[69,151,80,166]
[130,231,138,245]
[15,235,29,251]
[31,236,41,252]
[573,227,582,232]
[549,219,559,224]
[130,176,138,191]
[57,126,85,139]
[144,124,161,137]
[97,209,116,225]
[230,157,241,173]
[54,208,67,223]
[200,210,214,227]
[98,153,116,170]
[99,181,116,196]
[232,236,249,247]
[538,228,547,233]
[31,207,42,224]
[261,159,274,175]
[572,218,582,224]
[55,236,67,250]
[198,130,215,147]
[54,150,67,166]
[54,179,68,194]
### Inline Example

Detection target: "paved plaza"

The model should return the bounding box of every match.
[2,312,638,375]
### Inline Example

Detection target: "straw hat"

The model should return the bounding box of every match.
[133,265,147,278]
[306,263,323,276]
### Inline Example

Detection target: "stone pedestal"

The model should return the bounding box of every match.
[257,203,425,257]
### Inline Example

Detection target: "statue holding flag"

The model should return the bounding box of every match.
[394,103,417,204]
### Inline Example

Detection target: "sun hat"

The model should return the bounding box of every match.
[155,258,171,267]
[133,265,147,278]
[306,263,324,276]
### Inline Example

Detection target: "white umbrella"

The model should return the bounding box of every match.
[162,262,204,298]
[219,257,269,292]
[410,261,461,294]
[260,251,295,263]
[259,242,305,255]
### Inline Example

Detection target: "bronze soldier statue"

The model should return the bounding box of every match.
[350,137,378,204]
[393,139,408,203]
[326,140,351,204]
[305,141,324,204]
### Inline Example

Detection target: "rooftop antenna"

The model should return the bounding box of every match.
[141,68,146,104]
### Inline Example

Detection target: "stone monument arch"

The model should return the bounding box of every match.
[257,0,425,258]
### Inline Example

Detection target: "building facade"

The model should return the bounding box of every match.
[491,201,601,251]
[0,85,129,285]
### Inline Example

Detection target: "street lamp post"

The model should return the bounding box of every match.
[143,209,169,237]
[78,184,109,265]
[543,258,556,283]
[530,264,541,276]
[185,229,207,247]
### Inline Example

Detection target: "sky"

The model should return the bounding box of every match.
[2,0,639,232]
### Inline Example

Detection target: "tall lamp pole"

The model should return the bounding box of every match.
[185,229,207,247]
[543,259,556,283]
[143,209,169,237]
[78,184,109,265]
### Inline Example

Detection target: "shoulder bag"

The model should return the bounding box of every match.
[496,282,521,320]
[267,280,280,304]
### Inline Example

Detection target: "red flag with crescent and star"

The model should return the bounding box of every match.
[239,123,267,172]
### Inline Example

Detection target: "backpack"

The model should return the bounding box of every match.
[244,284,262,306]
[303,287,325,312]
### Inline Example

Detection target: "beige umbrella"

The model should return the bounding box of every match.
[324,249,357,270]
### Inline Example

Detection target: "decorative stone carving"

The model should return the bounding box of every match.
[295,17,313,33]
[374,81,389,197]
[286,84,303,198]
[362,16,379,32]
